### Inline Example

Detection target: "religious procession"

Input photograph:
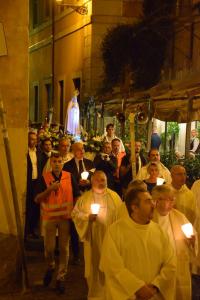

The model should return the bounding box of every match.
[2,1,200,300]
[23,87,200,300]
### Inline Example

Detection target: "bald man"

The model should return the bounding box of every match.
[170,165,197,225]
[72,170,122,300]
[63,142,94,192]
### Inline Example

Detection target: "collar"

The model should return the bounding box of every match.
[51,171,62,181]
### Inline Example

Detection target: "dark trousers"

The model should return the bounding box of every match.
[70,220,79,259]
[25,179,40,237]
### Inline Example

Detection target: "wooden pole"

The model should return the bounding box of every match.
[164,121,168,154]
[0,100,29,290]
[129,113,136,179]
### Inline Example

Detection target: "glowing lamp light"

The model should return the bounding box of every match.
[156,177,165,186]
[91,203,100,215]
[181,223,194,238]
[81,171,89,180]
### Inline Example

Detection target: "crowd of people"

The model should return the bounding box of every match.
[25,123,200,299]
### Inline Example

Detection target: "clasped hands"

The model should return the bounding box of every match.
[135,284,158,300]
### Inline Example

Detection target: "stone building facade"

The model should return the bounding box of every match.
[29,0,142,125]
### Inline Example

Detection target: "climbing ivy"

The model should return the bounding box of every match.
[100,0,176,92]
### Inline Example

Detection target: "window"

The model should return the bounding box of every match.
[32,0,39,28]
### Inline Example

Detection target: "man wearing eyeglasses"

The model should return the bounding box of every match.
[152,185,197,300]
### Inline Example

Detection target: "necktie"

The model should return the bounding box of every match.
[79,160,84,176]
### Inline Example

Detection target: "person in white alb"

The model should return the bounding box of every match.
[170,165,197,225]
[100,187,176,300]
[72,170,122,300]
[191,179,200,275]
[152,185,197,300]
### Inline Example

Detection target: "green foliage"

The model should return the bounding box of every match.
[160,122,180,152]
[183,156,200,184]
[101,0,176,92]
[161,151,200,186]
[101,24,134,89]
[160,151,178,169]
[167,122,180,136]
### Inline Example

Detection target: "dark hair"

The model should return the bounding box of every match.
[147,162,158,169]
[125,187,147,216]
[106,123,114,131]
[58,137,70,144]
[50,152,61,158]
[148,148,159,157]
[41,137,52,146]
[28,131,36,137]
[111,138,120,144]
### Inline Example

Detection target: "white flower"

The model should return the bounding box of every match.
[92,136,103,142]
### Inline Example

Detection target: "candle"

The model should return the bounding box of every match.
[156,177,165,186]
[91,203,100,215]
[181,223,194,238]
[81,171,89,180]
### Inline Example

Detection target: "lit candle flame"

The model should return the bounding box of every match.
[156,177,165,186]
[81,171,89,180]
[91,203,100,215]
[181,223,194,238]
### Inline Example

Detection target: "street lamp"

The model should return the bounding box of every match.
[55,0,88,15]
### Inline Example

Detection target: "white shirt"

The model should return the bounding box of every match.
[29,148,38,179]
[103,134,125,153]
[190,137,200,153]
[75,158,86,173]
[136,161,171,183]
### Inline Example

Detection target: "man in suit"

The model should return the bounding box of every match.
[120,141,147,193]
[93,141,117,190]
[40,138,52,174]
[25,131,41,239]
[63,142,94,264]
[63,142,94,191]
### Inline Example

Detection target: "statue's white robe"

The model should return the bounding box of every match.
[100,217,176,300]
[71,188,122,300]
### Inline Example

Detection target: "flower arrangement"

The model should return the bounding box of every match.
[82,131,103,153]
[32,123,104,153]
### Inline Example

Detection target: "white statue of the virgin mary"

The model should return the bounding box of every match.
[65,89,80,136]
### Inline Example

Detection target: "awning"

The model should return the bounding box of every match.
[100,74,200,123]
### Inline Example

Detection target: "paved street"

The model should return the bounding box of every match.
[0,241,87,300]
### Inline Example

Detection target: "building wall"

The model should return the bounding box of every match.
[0,0,29,234]
[29,0,142,125]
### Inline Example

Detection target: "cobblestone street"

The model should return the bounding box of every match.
[0,240,87,300]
